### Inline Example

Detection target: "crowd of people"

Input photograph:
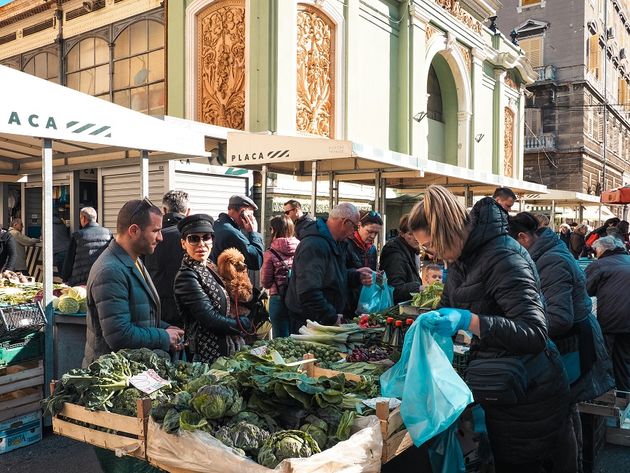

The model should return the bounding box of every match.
[0,183,627,472]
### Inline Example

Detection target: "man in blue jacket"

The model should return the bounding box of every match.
[83,199,184,367]
[285,202,372,334]
[210,195,264,271]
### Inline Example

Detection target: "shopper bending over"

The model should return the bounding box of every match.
[509,212,614,472]
[379,215,422,303]
[174,214,250,364]
[410,185,570,473]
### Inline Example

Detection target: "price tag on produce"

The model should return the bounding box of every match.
[129,369,170,394]
[249,345,268,357]
[362,397,401,410]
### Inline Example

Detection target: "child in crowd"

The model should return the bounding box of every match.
[421,263,443,286]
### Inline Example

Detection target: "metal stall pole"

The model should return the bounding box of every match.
[42,138,54,408]
[261,164,268,243]
[311,161,318,217]
[329,171,334,211]
[140,150,149,198]
[550,200,556,231]
[380,177,387,248]
[374,172,381,213]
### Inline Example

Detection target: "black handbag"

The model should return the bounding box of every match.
[465,349,550,405]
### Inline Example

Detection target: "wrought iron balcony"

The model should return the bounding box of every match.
[525,133,557,151]
[534,65,557,81]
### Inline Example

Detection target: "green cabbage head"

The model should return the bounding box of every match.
[192,384,243,420]
[257,430,321,468]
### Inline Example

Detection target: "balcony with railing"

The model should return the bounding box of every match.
[534,65,557,82]
[525,133,557,151]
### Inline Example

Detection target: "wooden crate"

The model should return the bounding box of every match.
[0,359,43,422]
[301,355,412,464]
[51,382,151,460]
[579,390,630,449]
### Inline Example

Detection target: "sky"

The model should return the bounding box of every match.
[0,0,13,6]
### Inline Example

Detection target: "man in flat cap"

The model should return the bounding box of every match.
[210,195,264,271]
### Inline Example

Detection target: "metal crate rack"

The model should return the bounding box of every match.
[0,303,46,343]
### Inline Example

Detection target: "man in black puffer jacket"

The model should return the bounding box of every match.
[144,190,190,326]
[438,198,570,470]
[62,207,112,286]
[285,203,372,333]
[586,236,630,391]
[379,215,422,303]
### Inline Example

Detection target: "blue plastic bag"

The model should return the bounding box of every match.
[356,272,394,314]
[428,424,466,473]
[380,317,473,446]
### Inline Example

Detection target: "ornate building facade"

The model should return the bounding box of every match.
[168,0,534,181]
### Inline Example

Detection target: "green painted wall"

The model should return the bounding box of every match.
[248,1,275,132]
[428,54,457,165]
[166,0,187,118]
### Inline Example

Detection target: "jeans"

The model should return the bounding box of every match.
[269,294,290,338]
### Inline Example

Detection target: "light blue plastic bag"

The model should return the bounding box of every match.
[428,423,466,473]
[380,318,473,446]
[356,273,394,314]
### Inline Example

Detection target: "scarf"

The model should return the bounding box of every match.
[181,255,246,360]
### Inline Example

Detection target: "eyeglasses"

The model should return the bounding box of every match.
[360,210,381,223]
[345,218,359,232]
[185,234,213,246]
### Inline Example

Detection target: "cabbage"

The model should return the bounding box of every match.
[179,410,207,431]
[192,384,243,420]
[68,286,87,301]
[162,408,181,434]
[57,295,80,314]
[52,296,60,310]
[257,430,321,468]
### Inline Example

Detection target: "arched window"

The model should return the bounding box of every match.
[427,65,443,123]
[66,37,110,99]
[113,20,165,115]
[23,52,58,83]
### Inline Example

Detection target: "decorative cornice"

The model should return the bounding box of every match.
[433,0,482,35]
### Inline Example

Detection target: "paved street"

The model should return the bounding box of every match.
[2,427,629,473]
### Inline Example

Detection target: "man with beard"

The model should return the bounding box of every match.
[83,198,184,366]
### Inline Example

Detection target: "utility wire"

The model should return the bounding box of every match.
[523,120,559,170]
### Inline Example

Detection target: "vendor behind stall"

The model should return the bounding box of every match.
[83,199,185,367]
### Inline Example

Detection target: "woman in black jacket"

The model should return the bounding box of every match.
[409,186,570,473]
[509,213,614,472]
[174,214,250,363]
[379,215,422,303]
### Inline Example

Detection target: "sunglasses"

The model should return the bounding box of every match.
[185,233,213,245]
[129,197,156,224]
[360,210,381,223]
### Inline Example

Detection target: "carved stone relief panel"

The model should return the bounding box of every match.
[505,75,518,90]
[297,4,335,138]
[196,0,245,129]
[434,0,482,35]
[426,24,440,43]
[456,43,471,73]
[504,107,515,177]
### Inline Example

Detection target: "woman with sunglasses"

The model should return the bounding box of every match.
[344,210,383,316]
[409,186,570,473]
[174,214,250,363]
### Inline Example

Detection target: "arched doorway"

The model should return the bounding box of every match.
[427,54,458,165]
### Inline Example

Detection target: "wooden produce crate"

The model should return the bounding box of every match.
[51,382,151,460]
[578,390,630,448]
[301,354,412,464]
[0,359,44,422]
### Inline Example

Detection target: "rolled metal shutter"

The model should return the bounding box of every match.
[173,171,248,220]
[102,169,164,230]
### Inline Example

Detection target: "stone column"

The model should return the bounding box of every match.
[458,111,472,168]
[274,0,297,135]
[470,48,485,170]
[517,85,526,180]
[345,0,361,139]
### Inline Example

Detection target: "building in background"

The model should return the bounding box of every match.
[497,0,630,198]
[0,0,537,235]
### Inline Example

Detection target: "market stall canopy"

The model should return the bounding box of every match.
[0,65,211,177]
[226,132,420,175]
[226,131,547,195]
[522,189,601,205]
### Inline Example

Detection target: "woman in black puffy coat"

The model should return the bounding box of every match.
[408,186,570,473]
[509,212,614,472]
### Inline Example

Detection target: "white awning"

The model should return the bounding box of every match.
[0,65,211,179]
[521,189,601,204]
